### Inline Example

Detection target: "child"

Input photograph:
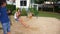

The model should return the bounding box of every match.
[14,8,30,28]
[0,0,11,34]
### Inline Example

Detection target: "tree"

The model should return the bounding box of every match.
[35,0,59,4]
[46,0,57,1]
[35,0,45,4]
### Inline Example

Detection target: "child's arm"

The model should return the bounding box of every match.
[18,18,30,28]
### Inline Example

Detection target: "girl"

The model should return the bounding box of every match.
[14,8,30,28]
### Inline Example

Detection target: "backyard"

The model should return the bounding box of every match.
[38,11,60,19]
[0,0,60,34]
[0,11,60,34]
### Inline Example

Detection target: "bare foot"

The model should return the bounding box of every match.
[7,32,11,34]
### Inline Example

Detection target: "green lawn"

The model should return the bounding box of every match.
[38,11,60,19]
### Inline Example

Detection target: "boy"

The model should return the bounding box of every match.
[14,8,30,28]
[0,0,11,34]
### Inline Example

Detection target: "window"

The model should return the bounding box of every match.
[24,1,26,6]
[20,0,27,6]
[20,1,23,6]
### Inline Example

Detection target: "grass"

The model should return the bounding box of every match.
[37,11,60,19]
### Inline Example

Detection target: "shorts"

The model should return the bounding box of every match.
[15,18,19,22]
[1,22,10,34]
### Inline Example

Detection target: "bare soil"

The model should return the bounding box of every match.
[0,16,60,34]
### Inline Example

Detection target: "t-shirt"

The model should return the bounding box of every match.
[14,12,17,19]
[14,11,20,19]
[0,6,10,23]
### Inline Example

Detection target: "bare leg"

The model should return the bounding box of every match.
[7,32,11,34]
[18,18,30,28]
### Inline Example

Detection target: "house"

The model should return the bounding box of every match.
[16,0,30,11]
[6,0,15,5]
[16,0,38,11]
[44,1,53,4]
[6,0,38,11]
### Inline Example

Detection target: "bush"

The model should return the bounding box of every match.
[29,8,38,16]
[6,4,16,15]
[21,8,27,16]
[12,10,16,15]
[55,6,60,13]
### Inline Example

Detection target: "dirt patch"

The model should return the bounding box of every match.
[0,16,60,34]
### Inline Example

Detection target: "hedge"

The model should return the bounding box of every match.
[6,4,16,15]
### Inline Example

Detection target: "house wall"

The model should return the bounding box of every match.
[16,0,38,11]
[6,0,16,5]
[16,0,20,8]
[16,0,30,8]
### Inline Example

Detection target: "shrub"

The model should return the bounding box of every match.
[55,6,60,13]
[6,4,16,15]
[21,8,27,16]
[12,10,16,15]
[29,7,38,16]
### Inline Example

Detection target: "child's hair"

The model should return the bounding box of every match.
[0,0,6,6]
[16,8,21,12]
